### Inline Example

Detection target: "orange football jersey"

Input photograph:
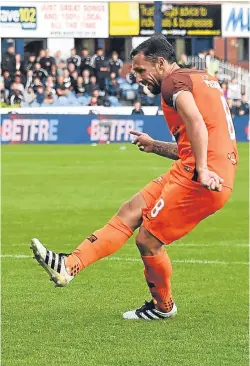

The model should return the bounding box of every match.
[161,68,238,189]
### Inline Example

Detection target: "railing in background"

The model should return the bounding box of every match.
[187,56,250,98]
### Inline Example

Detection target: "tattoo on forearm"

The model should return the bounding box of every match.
[152,140,179,160]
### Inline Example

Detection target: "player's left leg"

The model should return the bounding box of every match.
[123,226,177,320]
[123,178,232,320]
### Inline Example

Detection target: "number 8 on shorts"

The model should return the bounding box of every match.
[151,198,165,218]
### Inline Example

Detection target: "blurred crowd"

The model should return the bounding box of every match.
[1,44,248,117]
[1,44,155,108]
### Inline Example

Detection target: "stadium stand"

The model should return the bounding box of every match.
[1,44,249,115]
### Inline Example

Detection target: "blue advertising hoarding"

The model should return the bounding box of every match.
[1,114,249,144]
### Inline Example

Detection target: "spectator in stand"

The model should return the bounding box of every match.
[198,49,207,60]
[23,86,36,105]
[108,51,123,77]
[56,76,70,97]
[197,49,207,70]
[46,85,57,99]
[70,70,79,90]
[36,85,45,104]
[132,101,144,115]
[91,48,108,90]
[24,54,37,73]
[57,60,67,76]
[214,72,224,84]
[241,94,249,115]
[82,69,91,86]
[32,77,43,94]
[37,49,46,63]
[234,99,245,116]
[3,70,12,90]
[25,70,34,90]
[205,49,216,66]
[2,45,16,75]
[178,54,190,68]
[91,89,111,107]
[80,48,92,74]
[68,63,77,87]
[0,79,9,104]
[107,78,121,98]
[40,49,55,75]
[0,69,3,84]
[15,54,24,74]
[33,62,48,82]
[228,78,242,100]
[62,69,72,90]
[88,96,98,106]
[105,72,117,89]
[206,49,219,76]
[55,50,64,65]
[43,90,54,105]
[15,70,26,85]
[221,82,228,99]
[75,76,85,96]
[227,98,236,118]
[13,74,25,93]
[9,83,24,105]
[45,76,56,94]
[68,63,76,74]
[0,81,6,103]
[85,75,99,95]
[67,48,81,69]
[51,64,57,80]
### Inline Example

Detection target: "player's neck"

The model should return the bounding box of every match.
[163,62,179,78]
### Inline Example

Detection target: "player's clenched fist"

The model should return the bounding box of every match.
[130,130,154,152]
[197,167,224,192]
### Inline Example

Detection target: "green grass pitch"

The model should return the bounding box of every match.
[2,143,249,366]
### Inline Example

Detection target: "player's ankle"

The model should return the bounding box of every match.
[65,254,82,276]
[155,298,174,313]
[155,304,169,313]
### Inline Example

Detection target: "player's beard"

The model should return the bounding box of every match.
[150,84,161,95]
[142,82,161,96]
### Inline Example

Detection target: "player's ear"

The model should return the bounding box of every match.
[156,57,165,72]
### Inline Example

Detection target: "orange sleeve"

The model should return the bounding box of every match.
[161,72,193,109]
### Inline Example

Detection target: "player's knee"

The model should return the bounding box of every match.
[117,193,145,231]
[136,226,163,256]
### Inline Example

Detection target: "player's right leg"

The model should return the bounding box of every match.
[30,173,169,287]
[30,192,145,287]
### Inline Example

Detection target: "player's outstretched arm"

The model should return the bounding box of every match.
[152,140,179,160]
[130,131,179,160]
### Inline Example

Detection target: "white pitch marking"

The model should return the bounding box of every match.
[104,257,249,266]
[0,255,248,266]
[12,242,250,248]
[1,254,31,258]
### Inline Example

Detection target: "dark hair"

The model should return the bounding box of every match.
[130,34,176,64]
